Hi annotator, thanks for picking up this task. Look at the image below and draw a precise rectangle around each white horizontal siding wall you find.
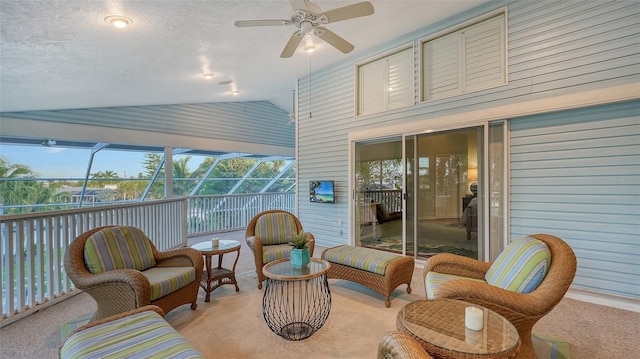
[296,0,639,302]
[510,101,639,300]
[297,0,638,241]
[1,101,294,151]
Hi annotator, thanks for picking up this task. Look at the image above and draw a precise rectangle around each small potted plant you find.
[289,231,310,268]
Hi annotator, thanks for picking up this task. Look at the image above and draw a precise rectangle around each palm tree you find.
[0,157,39,214]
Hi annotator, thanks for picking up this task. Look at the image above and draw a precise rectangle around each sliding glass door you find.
[353,137,404,248]
[404,128,482,259]
[352,123,506,261]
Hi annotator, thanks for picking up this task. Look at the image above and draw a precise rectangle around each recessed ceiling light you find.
[231,91,240,95]
[202,73,215,79]
[105,16,132,29]
[218,80,233,85]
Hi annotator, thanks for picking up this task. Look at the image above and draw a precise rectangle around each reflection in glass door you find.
[405,128,482,259]
[353,126,488,261]
[353,137,404,250]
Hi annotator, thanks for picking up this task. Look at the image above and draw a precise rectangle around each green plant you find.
[289,231,309,249]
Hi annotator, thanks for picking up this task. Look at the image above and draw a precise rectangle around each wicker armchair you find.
[377,331,433,359]
[423,233,576,359]
[64,225,203,323]
[245,210,315,289]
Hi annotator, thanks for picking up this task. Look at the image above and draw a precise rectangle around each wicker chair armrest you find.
[377,330,432,359]
[423,253,491,282]
[306,236,315,257]
[434,280,546,316]
[246,235,262,254]
[76,269,150,296]
[155,247,203,268]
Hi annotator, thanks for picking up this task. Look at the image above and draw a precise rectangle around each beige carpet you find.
[163,273,568,359]
[166,275,411,359]
[49,268,640,359]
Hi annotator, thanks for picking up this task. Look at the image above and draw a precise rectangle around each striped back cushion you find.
[485,236,551,293]
[255,212,298,245]
[84,226,156,274]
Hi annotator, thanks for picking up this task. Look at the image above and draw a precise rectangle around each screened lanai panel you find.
[509,100,640,300]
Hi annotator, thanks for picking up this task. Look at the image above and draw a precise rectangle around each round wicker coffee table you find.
[396,299,520,359]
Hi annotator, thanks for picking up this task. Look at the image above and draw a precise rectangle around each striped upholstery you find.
[255,212,298,245]
[83,226,156,274]
[323,245,400,275]
[425,271,485,299]
[485,236,551,293]
[60,310,204,359]
[262,244,292,263]
[142,267,197,301]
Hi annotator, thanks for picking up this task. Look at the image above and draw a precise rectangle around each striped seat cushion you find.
[262,244,293,263]
[60,310,204,359]
[84,226,156,274]
[425,271,485,299]
[142,267,197,301]
[255,212,298,245]
[485,236,551,293]
[323,245,401,275]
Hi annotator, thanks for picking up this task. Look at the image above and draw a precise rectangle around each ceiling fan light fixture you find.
[300,21,313,34]
[105,15,132,29]
[303,34,316,53]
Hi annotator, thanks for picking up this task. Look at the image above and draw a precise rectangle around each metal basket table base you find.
[262,275,331,340]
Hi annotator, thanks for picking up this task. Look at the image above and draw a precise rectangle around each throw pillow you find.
[485,236,551,293]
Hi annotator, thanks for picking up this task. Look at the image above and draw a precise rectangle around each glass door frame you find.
[349,120,507,261]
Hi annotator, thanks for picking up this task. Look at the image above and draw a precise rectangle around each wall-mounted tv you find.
[309,180,335,204]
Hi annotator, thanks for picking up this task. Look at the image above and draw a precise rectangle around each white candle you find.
[211,238,219,247]
[465,306,484,331]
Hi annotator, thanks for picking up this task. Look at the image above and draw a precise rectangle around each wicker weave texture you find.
[321,247,414,307]
[377,330,433,359]
[423,233,577,359]
[396,300,520,359]
[64,226,204,323]
[245,210,315,289]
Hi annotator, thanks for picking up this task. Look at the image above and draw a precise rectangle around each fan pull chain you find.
[309,54,312,118]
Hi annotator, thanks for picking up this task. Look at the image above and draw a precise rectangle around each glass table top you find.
[398,299,519,355]
[263,258,330,280]
[191,239,240,252]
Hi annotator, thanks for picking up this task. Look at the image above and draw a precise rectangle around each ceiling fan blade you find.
[320,1,374,24]
[289,0,309,12]
[315,27,355,54]
[234,19,292,27]
[281,30,304,58]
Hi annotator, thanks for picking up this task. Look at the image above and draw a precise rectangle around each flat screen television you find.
[309,180,335,204]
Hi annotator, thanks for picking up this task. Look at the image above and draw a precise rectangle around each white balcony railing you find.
[0,192,295,326]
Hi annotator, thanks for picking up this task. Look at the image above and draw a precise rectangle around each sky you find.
[0,144,161,178]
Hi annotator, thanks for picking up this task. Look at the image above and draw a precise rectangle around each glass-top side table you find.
[191,240,241,302]
[261,258,332,340]
[397,299,520,359]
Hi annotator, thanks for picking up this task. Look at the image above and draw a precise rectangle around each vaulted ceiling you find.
[0,0,488,113]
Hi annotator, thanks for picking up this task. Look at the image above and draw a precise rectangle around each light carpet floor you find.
[60,273,570,359]
[9,267,637,359]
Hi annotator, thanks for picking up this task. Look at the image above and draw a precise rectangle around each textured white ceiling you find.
[0,0,486,113]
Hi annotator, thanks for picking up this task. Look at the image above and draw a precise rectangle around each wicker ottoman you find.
[322,245,414,307]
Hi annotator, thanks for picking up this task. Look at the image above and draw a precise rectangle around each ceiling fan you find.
[234,0,375,58]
